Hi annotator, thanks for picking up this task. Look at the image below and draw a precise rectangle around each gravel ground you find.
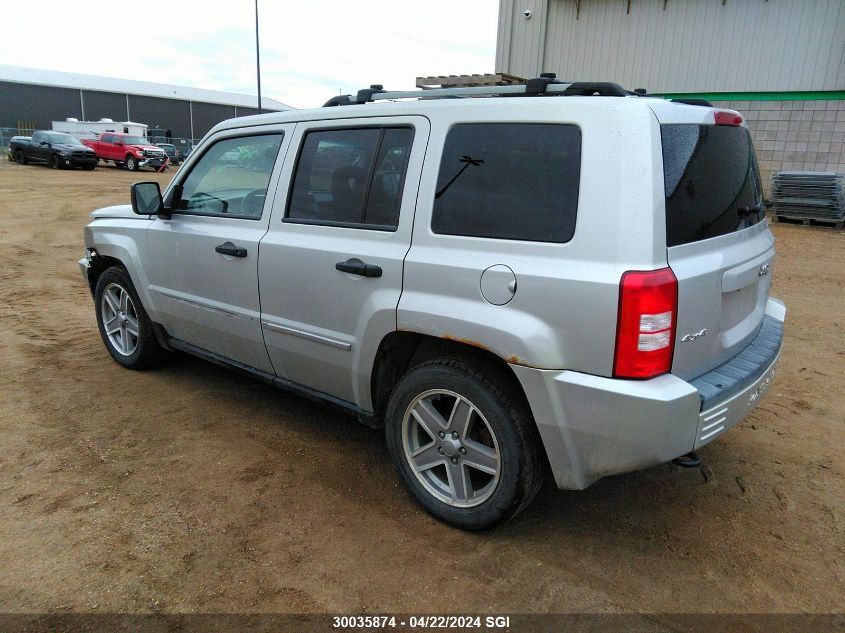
[0,158,842,619]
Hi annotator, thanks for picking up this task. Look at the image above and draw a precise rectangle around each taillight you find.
[714,110,743,126]
[613,268,678,379]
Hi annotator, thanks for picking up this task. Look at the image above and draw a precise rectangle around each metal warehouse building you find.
[496,0,845,194]
[0,65,291,143]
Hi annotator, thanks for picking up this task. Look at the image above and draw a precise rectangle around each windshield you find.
[122,136,149,146]
[46,133,83,146]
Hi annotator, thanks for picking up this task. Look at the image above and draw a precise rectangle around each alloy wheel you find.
[402,389,501,508]
[100,283,140,356]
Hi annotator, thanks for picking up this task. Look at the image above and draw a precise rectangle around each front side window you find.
[286,127,414,229]
[431,123,582,243]
[175,134,283,219]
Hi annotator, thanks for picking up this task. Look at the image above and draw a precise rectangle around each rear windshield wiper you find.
[435,155,484,199]
[737,203,763,218]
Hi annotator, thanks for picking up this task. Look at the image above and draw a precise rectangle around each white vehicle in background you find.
[52,118,148,141]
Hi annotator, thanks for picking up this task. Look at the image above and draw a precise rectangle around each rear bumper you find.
[512,297,785,490]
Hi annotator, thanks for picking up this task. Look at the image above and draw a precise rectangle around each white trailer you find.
[51,118,148,140]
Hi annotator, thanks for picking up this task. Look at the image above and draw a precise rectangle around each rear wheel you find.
[94,266,165,369]
[13,150,26,164]
[125,155,138,171]
[385,358,544,530]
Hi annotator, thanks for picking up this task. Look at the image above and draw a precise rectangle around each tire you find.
[125,155,138,171]
[13,150,26,165]
[385,358,545,530]
[50,154,62,169]
[94,266,165,370]
[83,164,96,171]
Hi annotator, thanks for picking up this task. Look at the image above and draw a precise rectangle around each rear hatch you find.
[655,106,773,380]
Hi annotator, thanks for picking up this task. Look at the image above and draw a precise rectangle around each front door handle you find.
[215,241,247,258]
[335,258,382,278]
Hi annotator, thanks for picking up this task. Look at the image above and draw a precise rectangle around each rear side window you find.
[662,124,764,247]
[431,123,581,243]
[286,127,414,230]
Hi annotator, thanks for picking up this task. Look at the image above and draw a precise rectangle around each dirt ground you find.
[0,158,842,617]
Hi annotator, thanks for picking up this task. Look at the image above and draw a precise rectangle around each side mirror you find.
[131,182,163,215]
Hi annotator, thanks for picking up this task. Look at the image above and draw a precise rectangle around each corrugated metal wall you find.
[191,102,237,138]
[81,90,128,123]
[127,95,192,138]
[2,83,275,138]
[0,82,81,130]
[497,0,845,92]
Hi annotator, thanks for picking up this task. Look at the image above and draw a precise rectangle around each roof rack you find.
[323,75,641,107]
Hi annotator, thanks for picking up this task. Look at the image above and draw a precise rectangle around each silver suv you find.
[80,80,785,529]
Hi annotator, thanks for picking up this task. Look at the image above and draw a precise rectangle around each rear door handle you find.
[215,241,247,258]
[335,258,382,278]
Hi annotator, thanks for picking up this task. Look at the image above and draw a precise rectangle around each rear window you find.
[431,123,581,243]
[661,124,764,247]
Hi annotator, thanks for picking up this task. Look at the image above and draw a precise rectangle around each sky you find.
[0,0,499,109]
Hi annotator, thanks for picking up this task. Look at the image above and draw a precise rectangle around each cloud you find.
[1,0,498,109]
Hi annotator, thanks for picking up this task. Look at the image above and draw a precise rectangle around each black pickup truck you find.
[11,131,97,170]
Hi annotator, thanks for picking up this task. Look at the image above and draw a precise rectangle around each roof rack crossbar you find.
[325,78,641,107]
[372,83,574,101]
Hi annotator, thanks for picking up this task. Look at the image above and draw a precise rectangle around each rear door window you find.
[431,123,581,243]
[661,124,764,247]
[286,127,414,230]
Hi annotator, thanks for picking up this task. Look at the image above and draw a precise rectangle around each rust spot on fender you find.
[398,330,541,369]
[443,335,540,368]
[442,334,492,352]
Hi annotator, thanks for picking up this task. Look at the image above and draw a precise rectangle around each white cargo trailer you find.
[51,118,148,140]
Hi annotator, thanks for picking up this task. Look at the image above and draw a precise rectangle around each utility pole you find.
[255,0,262,114]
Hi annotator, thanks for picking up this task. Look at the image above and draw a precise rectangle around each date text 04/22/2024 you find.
[332,615,512,629]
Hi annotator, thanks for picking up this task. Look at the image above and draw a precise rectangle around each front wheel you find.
[50,154,62,169]
[94,266,165,369]
[385,358,545,530]
[125,155,138,171]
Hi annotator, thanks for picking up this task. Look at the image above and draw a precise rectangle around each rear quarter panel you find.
[399,99,669,375]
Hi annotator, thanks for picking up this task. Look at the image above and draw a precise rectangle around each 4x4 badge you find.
[681,328,708,342]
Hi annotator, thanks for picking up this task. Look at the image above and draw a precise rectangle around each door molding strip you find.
[261,321,352,351]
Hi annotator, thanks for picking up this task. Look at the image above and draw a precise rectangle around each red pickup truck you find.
[82,133,168,171]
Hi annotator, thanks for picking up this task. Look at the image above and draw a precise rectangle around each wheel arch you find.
[370,331,536,425]
[83,223,159,319]
[86,254,125,295]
